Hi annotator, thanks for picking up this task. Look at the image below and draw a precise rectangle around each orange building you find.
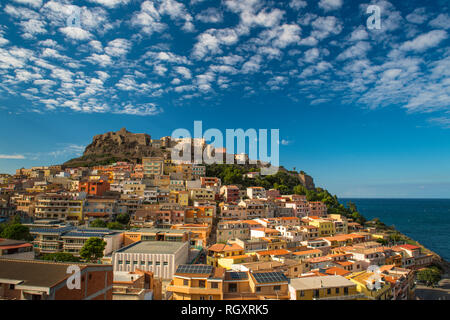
[79,180,110,196]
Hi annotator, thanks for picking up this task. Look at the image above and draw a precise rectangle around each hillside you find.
[63,128,167,167]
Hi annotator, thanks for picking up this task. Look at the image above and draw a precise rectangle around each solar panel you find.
[176,264,213,274]
[252,272,287,284]
[229,272,248,280]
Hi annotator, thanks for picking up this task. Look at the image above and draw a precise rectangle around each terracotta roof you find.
[397,244,420,250]
[256,249,291,256]
[208,243,243,252]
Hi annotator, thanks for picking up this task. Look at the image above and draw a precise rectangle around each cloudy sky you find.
[0,0,449,198]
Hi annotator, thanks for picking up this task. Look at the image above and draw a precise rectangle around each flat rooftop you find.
[117,241,186,254]
[0,259,107,288]
[290,275,355,290]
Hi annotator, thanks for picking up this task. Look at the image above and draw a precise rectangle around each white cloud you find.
[174,66,192,79]
[318,0,343,12]
[115,103,162,116]
[192,28,239,59]
[400,30,448,52]
[311,16,343,40]
[196,8,223,23]
[429,14,450,30]
[87,0,130,8]
[406,8,428,24]
[59,27,93,40]
[86,54,112,66]
[289,0,307,10]
[11,0,42,8]
[337,41,371,60]
[0,154,26,159]
[105,39,132,57]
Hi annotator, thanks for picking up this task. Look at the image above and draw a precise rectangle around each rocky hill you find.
[63,128,167,167]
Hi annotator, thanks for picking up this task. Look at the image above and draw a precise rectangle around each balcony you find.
[166,285,222,296]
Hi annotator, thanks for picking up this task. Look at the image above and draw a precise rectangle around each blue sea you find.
[339,198,450,261]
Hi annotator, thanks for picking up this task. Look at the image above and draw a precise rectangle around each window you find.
[118,260,123,264]
[256,287,261,292]
[155,261,160,266]
[274,285,281,291]
[229,283,237,293]
[141,261,146,265]
[163,262,168,266]
[211,282,218,289]
[313,289,319,298]
[336,288,340,294]
[299,291,304,297]
[344,287,349,295]
[9,284,15,290]
[199,280,206,288]
[327,288,331,295]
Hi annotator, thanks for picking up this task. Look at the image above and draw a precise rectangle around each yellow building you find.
[217,254,253,270]
[189,188,215,201]
[167,264,224,300]
[289,275,363,300]
[346,271,392,300]
[207,243,245,267]
[67,199,84,221]
[169,191,189,206]
[308,218,335,237]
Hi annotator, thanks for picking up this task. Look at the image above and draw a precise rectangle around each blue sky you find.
[0,0,449,198]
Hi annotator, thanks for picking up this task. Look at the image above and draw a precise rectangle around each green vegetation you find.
[0,215,33,241]
[116,213,130,225]
[417,266,442,286]
[206,164,368,224]
[90,219,107,228]
[63,154,127,168]
[107,221,125,230]
[79,237,106,262]
[41,252,80,262]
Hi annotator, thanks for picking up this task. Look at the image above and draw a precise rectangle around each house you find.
[0,259,113,300]
[167,264,225,300]
[78,180,110,197]
[112,241,189,280]
[142,157,164,178]
[246,187,266,199]
[220,185,240,203]
[217,221,250,243]
[207,243,245,267]
[0,238,34,260]
[289,275,362,300]
[346,270,392,300]
[113,269,162,300]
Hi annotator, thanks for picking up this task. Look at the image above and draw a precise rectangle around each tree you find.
[293,185,307,195]
[389,232,402,244]
[42,252,80,262]
[79,237,106,262]
[417,267,441,287]
[90,219,107,228]
[116,213,130,225]
[1,223,33,241]
[107,221,124,230]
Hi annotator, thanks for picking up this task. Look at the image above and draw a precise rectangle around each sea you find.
[339,198,450,261]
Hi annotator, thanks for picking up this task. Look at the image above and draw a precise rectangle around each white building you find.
[112,241,189,280]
